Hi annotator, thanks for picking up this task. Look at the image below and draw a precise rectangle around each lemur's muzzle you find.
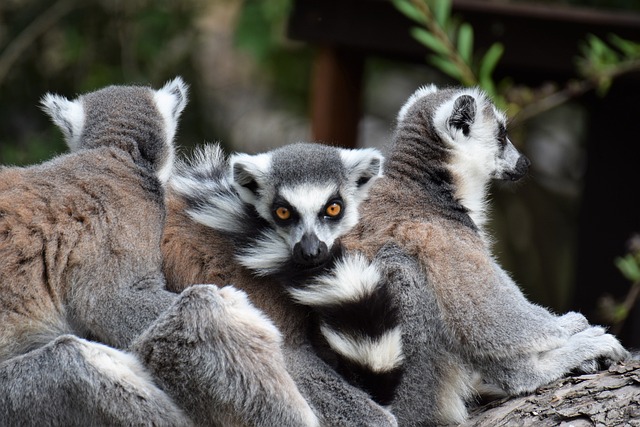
[502,155,531,181]
[293,233,329,267]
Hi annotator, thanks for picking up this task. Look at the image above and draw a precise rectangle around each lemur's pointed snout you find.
[502,155,530,182]
[293,233,329,266]
[513,155,531,180]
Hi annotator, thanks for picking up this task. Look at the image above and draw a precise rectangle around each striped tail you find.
[288,252,404,406]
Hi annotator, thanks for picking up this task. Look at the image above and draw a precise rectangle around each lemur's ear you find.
[447,94,476,137]
[340,147,384,194]
[153,76,189,149]
[154,76,189,122]
[40,93,85,151]
[229,152,272,202]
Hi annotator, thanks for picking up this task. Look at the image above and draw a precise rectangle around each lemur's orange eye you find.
[275,207,291,220]
[325,202,342,217]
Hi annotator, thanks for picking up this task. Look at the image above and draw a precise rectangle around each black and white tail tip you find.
[289,253,404,405]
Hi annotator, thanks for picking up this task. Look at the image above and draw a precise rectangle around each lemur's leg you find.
[0,334,190,426]
[478,326,629,395]
[131,284,320,427]
[67,270,178,349]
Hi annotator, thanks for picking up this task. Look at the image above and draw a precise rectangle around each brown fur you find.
[163,193,310,345]
[343,176,526,350]
[0,147,171,362]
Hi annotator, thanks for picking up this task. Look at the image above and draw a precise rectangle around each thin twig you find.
[612,280,640,336]
[511,59,640,127]
[510,81,591,127]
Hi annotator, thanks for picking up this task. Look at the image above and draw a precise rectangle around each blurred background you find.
[1,0,639,347]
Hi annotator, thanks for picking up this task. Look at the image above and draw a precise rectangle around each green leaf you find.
[615,255,640,282]
[428,54,463,81]
[596,76,613,96]
[432,0,451,28]
[411,27,449,55]
[478,42,504,83]
[588,34,607,54]
[614,304,629,322]
[609,34,640,58]
[479,74,497,98]
[392,0,427,24]
[457,23,473,64]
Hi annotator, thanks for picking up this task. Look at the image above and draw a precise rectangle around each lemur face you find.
[398,85,530,187]
[269,182,347,267]
[442,90,530,184]
[231,143,383,272]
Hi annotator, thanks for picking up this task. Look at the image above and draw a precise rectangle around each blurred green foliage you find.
[599,234,640,334]
[0,0,210,166]
[233,0,313,113]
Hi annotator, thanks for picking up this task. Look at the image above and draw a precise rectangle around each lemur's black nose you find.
[503,155,531,181]
[293,233,329,266]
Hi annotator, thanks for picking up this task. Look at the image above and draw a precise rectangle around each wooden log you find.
[461,360,640,426]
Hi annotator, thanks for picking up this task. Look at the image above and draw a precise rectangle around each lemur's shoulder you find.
[163,192,239,290]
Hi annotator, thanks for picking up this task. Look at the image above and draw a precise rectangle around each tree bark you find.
[461,360,640,427]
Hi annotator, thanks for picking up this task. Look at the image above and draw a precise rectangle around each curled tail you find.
[169,143,253,234]
[288,252,404,406]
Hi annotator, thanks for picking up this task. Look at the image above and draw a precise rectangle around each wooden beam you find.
[287,0,640,78]
[310,46,364,148]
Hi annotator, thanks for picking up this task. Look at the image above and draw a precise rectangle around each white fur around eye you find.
[275,183,341,251]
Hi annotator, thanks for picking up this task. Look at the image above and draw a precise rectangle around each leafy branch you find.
[598,234,640,336]
[392,0,504,104]
[392,0,640,126]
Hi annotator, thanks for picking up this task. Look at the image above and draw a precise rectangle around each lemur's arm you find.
[132,284,320,427]
[395,222,583,358]
[421,238,630,394]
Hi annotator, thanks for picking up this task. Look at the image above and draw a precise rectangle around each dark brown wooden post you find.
[310,46,363,148]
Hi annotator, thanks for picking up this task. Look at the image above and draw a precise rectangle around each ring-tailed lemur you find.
[292,85,630,425]
[163,142,400,426]
[1,78,318,426]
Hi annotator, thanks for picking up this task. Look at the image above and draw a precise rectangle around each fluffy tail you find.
[288,252,404,406]
[169,143,253,235]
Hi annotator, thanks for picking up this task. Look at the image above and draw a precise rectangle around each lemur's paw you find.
[217,284,260,313]
[570,328,630,367]
[571,358,600,374]
[183,284,283,345]
[576,325,606,338]
[557,311,590,335]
